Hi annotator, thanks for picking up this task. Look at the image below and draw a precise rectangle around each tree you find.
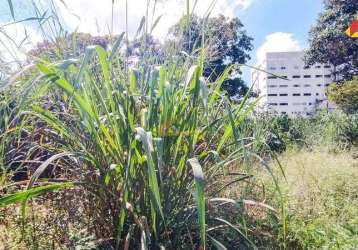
[305,0,358,81]
[167,14,253,96]
[29,32,112,61]
[29,32,163,70]
[328,77,358,114]
[127,35,164,65]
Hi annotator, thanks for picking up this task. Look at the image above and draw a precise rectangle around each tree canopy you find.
[305,0,358,81]
[167,14,253,97]
[29,33,111,60]
[328,77,358,114]
[28,15,254,98]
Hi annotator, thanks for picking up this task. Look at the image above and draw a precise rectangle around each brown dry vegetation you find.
[260,147,358,249]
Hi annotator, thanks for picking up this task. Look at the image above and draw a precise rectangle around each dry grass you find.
[262,147,358,249]
[277,148,358,214]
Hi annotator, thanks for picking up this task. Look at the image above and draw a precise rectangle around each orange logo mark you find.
[346,19,358,38]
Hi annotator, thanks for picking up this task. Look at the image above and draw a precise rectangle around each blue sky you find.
[240,0,323,52]
[237,0,324,82]
[0,0,325,83]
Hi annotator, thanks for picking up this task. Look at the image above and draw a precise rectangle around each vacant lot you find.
[261,147,358,249]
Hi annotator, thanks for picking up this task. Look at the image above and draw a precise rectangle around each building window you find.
[325,84,330,87]
[268,85,277,88]
[316,93,319,96]
[281,112,287,114]
[280,93,288,96]
[269,103,278,106]
[268,94,277,96]
[293,102,307,106]
[292,75,301,78]
[303,66,310,69]
[281,66,286,70]
[280,103,288,106]
[303,93,311,96]
[280,85,288,87]
[293,84,300,87]
[293,93,301,96]
[315,75,323,78]
[303,75,311,78]
[315,65,321,69]
[324,74,331,78]
[317,84,322,87]
[268,76,277,79]
[324,65,331,68]
[269,67,276,70]
[309,103,312,105]
[304,84,311,87]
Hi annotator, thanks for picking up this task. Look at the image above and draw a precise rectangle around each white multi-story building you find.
[252,51,334,116]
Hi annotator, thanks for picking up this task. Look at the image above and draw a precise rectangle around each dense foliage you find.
[328,76,358,114]
[29,33,112,60]
[168,14,253,96]
[305,0,358,80]
[243,111,358,155]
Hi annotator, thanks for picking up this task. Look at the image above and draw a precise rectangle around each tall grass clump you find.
[0,21,281,250]
[0,1,290,249]
[1,45,262,249]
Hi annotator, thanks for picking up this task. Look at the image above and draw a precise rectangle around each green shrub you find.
[247,111,358,154]
[328,77,358,114]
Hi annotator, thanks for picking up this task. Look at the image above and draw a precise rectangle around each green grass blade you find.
[184,65,199,91]
[208,66,232,107]
[27,152,73,189]
[208,235,227,250]
[109,32,125,60]
[187,157,206,249]
[0,183,73,208]
[213,217,257,249]
[200,77,208,114]
[218,97,260,152]
[136,16,146,38]
[150,15,162,33]
[130,69,137,95]
[135,128,165,228]
[75,46,95,88]
[7,0,15,20]
[37,63,95,119]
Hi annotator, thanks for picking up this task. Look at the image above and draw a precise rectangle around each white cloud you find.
[0,0,255,69]
[0,23,42,67]
[55,0,255,40]
[256,32,301,65]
